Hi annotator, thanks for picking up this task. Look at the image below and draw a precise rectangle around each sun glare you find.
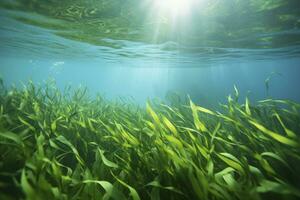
[148,0,204,43]
[153,0,196,18]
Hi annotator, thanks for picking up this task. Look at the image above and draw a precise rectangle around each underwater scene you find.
[1,0,300,199]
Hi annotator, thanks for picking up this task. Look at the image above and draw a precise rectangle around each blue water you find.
[1,2,300,107]
[2,55,300,107]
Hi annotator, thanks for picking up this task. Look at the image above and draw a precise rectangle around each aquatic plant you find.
[0,80,300,200]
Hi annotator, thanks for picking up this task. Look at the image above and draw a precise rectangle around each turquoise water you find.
[1,0,300,104]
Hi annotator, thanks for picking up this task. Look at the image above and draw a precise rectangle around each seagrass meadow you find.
[0,79,300,200]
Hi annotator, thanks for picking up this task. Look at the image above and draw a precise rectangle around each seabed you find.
[0,80,299,200]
